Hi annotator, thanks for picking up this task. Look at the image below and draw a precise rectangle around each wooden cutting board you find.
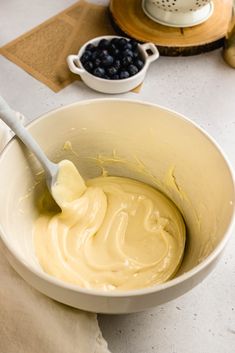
[109,0,233,56]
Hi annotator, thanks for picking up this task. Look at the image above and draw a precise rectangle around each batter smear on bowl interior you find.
[34,160,185,291]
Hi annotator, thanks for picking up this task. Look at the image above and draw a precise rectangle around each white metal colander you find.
[142,0,214,27]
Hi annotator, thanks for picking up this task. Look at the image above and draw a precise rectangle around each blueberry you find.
[133,50,140,59]
[123,43,133,51]
[135,59,144,70]
[93,67,105,78]
[113,59,121,71]
[83,61,93,72]
[117,38,128,48]
[110,38,120,46]
[94,58,102,67]
[112,74,120,80]
[101,55,114,67]
[84,50,92,57]
[91,50,100,61]
[99,49,109,59]
[129,40,138,50]
[112,48,120,57]
[119,71,130,79]
[108,43,116,51]
[122,48,134,58]
[106,66,118,77]
[85,43,96,52]
[121,55,133,67]
[109,44,120,57]
[98,39,110,49]
[128,64,139,76]
[81,51,92,63]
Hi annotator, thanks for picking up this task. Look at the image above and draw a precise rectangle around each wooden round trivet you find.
[109,0,232,56]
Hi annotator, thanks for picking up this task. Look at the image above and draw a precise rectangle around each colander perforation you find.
[149,0,210,12]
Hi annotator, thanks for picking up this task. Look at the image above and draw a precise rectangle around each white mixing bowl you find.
[0,99,234,314]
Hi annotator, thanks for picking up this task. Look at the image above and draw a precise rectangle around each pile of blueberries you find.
[80,37,145,80]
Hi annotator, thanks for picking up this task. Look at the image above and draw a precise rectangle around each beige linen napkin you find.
[0,120,111,353]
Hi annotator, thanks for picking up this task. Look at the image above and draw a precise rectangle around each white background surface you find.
[0,1,235,352]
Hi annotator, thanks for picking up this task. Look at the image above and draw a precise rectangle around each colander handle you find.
[67,55,85,76]
[140,42,159,64]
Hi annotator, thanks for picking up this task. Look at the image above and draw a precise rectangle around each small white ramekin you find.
[67,35,159,94]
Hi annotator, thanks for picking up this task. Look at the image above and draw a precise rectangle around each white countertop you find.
[1,1,235,352]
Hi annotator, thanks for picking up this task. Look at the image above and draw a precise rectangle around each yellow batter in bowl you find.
[34,161,185,291]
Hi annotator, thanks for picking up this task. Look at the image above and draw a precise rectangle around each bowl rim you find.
[76,35,148,83]
[0,98,235,298]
